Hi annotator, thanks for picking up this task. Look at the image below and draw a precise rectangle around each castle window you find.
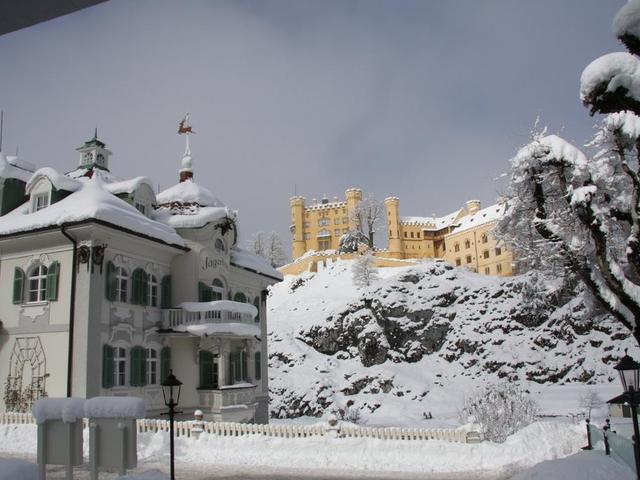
[148,274,158,307]
[497,264,503,273]
[334,218,340,225]
[304,233,310,240]
[389,230,392,237]
[454,243,460,253]
[483,250,489,259]
[464,240,471,249]
[146,348,158,385]
[27,264,48,303]
[318,239,331,250]
[342,217,348,224]
[318,218,329,227]
[212,278,225,301]
[417,232,421,239]
[410,232,414,238]
[116,267,129,303]
[334,229,340,236]
[455,258,461,266]
[495,247,502,256]
[404,232,408,238]
[481,234,488,244]
[466,255,472,264]
[484,267,490,274]
[33,193,49,212]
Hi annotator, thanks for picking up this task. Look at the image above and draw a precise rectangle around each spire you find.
[178,113,194,182]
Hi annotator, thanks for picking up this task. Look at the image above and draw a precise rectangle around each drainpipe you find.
[61,225,77,397]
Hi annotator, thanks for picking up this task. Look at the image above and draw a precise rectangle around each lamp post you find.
[614,349,640,480]
[161,370,182,480]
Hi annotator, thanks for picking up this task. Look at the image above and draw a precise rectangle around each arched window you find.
[215,238,226,253]
[148,274,158,307]
[233,292,247,303]
[116,267,129,303]
[454,243,460,253]
[464,239,471,249]
[27,264,48,303]
[212,278,225,301]
[481,234,488,244]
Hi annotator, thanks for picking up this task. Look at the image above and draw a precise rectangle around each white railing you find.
[198,385,257,410]
[163,309,254,329]
[0,412,477,443]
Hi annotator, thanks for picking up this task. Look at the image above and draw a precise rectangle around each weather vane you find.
[177,113,195,135]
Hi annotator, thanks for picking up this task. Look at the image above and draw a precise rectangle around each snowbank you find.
[510,450,634,480]
[32,397,85,424]
[176,323,261,337]
[84,396,146,419]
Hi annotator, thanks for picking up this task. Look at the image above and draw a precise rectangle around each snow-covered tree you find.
[578,389,605,420]
[338,232,360,253]
[459,384,538,443]
[350,195,383,249]
[352,252,379,288]
[248,231,288,268]
[497,0,640,347]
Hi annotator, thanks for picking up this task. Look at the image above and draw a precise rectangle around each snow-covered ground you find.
[268,260,635,426]
[0,420,615,479]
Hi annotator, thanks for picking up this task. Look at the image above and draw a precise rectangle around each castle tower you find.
[385,196,403,259]
[290,196,306,259]
[465,199,481,215]
[345,188,363,231]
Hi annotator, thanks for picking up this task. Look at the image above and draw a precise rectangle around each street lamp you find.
[161,370,182,480]
[615,349,640,479]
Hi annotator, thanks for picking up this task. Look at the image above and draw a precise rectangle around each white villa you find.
[0,131,282,423]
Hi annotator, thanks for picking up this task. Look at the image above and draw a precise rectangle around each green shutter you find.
[254,352,261,381]
[46,262,60,301]
[106,261,117,301]
[199,350,213,388]
[130,346,146,386]
[12,268,24,304]
[161,276,171,308]
[198,282,213,302]
[161,347,171,382]
[241,351,247,381]
[102,345,114,388]
[132,269,146,305]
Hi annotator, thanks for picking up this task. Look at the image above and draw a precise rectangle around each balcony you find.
[161,300,259,337]
[197,383,258,422]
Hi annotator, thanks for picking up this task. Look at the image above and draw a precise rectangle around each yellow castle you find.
[285,188,514,277]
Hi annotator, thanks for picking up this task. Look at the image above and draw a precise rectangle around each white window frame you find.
[114,347,127,387]
[116,267,129,303]
[148,274,158,307]
[146,348,158,385]
[32,193,50,213]
[27,264,48,303]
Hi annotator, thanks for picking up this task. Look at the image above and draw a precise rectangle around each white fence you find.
[0,412,475,443]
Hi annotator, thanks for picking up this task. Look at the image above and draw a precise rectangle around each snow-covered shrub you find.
[578,389,605,419]
[352,253,379,288]
[337,405,362,424]
[338,232,361,254]
[459,384,539,443]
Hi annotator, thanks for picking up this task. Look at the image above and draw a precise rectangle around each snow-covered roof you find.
[178,300,258,317]
[0,152,34,183]
[175,322,261,337]
[157,179,225,207]
[26,167,82,194]
[105,176,154,195]
[66,166,119,182]
[400,209,462,230]
[153,205,231,229]
[449,204,505,235]
[0,175,185,247]
[231,247,284,280]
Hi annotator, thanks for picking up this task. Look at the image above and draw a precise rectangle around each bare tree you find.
[498,2,640,347]
[578,389,605,419]
[248,231,288,268]
[350,195,383,249]
[352,252,379,288]
[459,384,539,443]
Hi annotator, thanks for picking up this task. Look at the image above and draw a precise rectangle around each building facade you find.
[286,188,513,277]
[0,133,282,422]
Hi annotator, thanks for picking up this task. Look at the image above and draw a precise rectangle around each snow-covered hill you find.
[267,260,637,425]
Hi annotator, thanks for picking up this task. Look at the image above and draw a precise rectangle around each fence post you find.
[582,418,593,450]
[603,419,611,456]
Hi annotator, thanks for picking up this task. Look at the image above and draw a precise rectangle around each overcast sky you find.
[0,0,623,256]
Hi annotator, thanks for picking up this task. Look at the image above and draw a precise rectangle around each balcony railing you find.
[197,384,257,410]
[162,300,258,330]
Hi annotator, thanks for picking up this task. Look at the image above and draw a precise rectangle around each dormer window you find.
[32,193,49,212]
[134,202,147,216]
